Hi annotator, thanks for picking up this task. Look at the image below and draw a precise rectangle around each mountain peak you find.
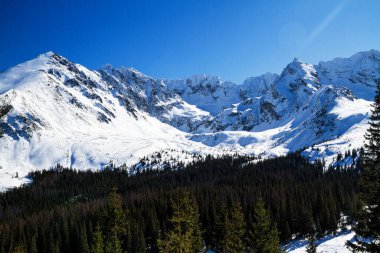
[350,49,380,62]
[100,65,148,79]
[292,57,303,63]
[280,57,313,78]
[0,49,378,190]
[187,74,222,85]
[124,67,145,75]
[39,51,56,57]
[37,51,65,63]
[319,49,380,66]
[100,64,114,72]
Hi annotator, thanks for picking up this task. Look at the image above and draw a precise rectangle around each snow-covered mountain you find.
[1,50,379,190]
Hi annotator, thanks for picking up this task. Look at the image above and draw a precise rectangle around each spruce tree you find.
[305,231,317,253]
[158,192,203,253]
[91,224,104,253]
[104,187,127,253]
[11,244,27,253]
[80,226,90,253]
[348,83,380,252]
[48,232,60,253]
[248,199,281,253]
[105,234,123,253]
[224,204,245,253]
[213,205,228,252]
[60,219,70,253]
[131,226,146,253]
[30,236,38,253]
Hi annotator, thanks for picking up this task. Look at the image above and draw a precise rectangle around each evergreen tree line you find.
[0,153,360,252]
[158,191,281,253]
[348,83,380,252]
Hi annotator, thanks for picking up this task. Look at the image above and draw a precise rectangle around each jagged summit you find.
[0,49,379,190]
[39,51,56,57]
[101,65,148,79]
[320,49,380,64]
[292,57,303,63]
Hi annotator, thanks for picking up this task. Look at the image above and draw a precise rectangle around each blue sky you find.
[1,0,380,83]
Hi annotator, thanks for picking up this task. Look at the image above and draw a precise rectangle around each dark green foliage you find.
[157,192,203,253]
[80,226,90,253]
[30,236,38,253]
[247,199,281,253]
[305,230,317,253]
[11,244,27,253]
[348,84,380,252]
[224,204,245,253]
[213,204,246,253]
[212,205,228,252]
[0,153,359,252]
[104,187,127,253]
[91,224,104,253]
[131,225,146,253]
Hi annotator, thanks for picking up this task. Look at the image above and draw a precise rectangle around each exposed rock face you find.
[0,50,379,189]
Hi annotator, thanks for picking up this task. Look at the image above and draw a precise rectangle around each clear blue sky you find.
[1,0,380,83]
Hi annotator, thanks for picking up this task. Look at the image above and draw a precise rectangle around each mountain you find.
[1,50,379,190]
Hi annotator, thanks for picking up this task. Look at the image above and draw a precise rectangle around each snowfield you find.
[205,230,355,253]
[285,229,355,253]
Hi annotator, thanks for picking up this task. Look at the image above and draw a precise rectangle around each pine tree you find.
[158,192,203,253]
[305,231,317,253]
[104,187,127,253]
[105,187,127,239]
[300,208,314,235]
[80,226,90,253]
[30,235,38,253]
[224,204,245,253]
[50,241,60,253]
[348,83,380,252]
[60,219,70,253]
[91,224,104,253]
[11,244,27,253]
[0,239,4,253]
[48,232,60,253]
[247,199,281,253]
[105,235,123,253]
[213,205,228,252]
[146,209,159,251]
[131,226,146,253]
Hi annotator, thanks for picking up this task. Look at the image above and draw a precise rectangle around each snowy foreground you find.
[285,229,355,253]
[205,229,355,253]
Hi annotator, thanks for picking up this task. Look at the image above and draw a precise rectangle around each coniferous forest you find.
[0,153,361,253]
[348,84,380,252]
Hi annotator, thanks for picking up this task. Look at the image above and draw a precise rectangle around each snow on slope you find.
[191,87,371,160]
[182,51,378,160]
[0,52,215,191]
[302,97,371,166]
[318,49,380,100]
[166,74,240,116]
[205,229,355,253]
[1,50,379,190]
[285,229,355,253]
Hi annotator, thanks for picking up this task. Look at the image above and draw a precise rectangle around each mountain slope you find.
[1,50,379,190]
[0,52,214,190]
